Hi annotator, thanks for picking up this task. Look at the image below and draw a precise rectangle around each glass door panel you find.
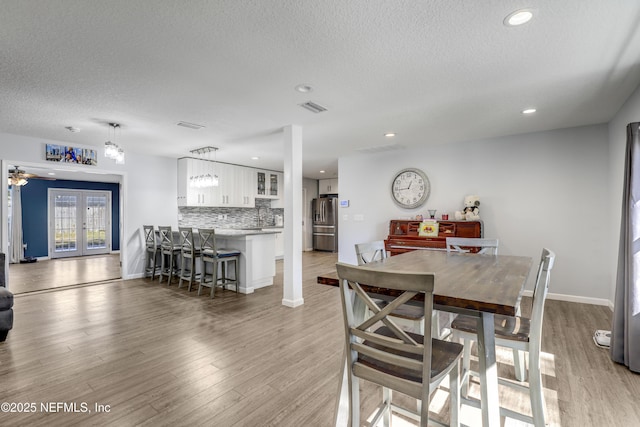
[84,194,108,254]
[49,190,111,258]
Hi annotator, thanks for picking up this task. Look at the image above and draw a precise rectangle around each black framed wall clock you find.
[391,167,430,209]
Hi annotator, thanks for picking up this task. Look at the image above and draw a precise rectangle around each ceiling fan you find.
[8,166,54,187]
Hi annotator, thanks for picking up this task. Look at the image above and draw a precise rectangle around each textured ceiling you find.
[1,0,640,179]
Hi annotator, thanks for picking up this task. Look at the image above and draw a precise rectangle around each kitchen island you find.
[214,228,280,294]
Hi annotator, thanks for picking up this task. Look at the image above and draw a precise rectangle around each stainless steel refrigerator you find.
[312,197,338,252]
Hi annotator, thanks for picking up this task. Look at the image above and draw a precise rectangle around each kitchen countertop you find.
[214,227,283,237]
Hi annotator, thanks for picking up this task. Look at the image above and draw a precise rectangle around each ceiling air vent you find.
[298,101,328,114]
[177,121,205,130]
[356,144,406,154]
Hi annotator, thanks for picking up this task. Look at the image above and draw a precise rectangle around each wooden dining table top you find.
[318,249,533,317]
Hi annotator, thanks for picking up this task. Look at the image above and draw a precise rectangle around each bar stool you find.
[143,225,161,280]
[178,227,201,291]
[197,228,240,298]
[158,226,181,284]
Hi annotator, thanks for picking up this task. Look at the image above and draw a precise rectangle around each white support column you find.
[282,125,304,307]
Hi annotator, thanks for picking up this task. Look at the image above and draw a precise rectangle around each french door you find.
[49,189,112,259]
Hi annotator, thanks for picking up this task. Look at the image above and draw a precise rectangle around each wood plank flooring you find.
[0,251,637,426]
[8,254,121,294]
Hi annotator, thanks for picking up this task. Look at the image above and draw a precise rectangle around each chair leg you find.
[198,259,206,296]
[187,257,198,292]
[383,387,391,427]
[210,261,218,298]
[158,252,165,283]
[529,357,546,427]
[449,361,460,427]
[461,338,472,398]
[149,251,156,281]
[234,257,239,293]
[178,254,187,288]
[349,375,359,427]
[514,349,527,381]
[221,260,227,289]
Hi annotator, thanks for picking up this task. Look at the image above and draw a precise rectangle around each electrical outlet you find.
[218,214,223,220]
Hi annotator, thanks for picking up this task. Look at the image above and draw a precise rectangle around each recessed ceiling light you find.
[319,170,326,174]
[522,108,537,114]
[504,9,533,26]
[295,84,313,93]
[384,132,396,137]
[251,156,259,160]
[47,172,56,176]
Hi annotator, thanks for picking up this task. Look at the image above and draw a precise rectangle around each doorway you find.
[48,189,112,259]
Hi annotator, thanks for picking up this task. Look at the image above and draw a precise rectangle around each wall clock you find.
[391,167,430,209]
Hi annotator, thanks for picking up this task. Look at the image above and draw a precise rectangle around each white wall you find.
[0,132,178,279]
[339,124,611,303]
[607,84,640,302]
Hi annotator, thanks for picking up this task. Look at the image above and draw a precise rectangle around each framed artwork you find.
[45,144,97,166]
[418,220,439,237]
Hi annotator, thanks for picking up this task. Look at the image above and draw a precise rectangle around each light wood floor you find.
[8,254,121,294]
[0,251,637,426]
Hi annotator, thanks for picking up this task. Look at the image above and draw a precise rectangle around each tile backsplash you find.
[178,198,283,229]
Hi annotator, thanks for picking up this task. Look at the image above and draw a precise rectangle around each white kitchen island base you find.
[215,230,277,294]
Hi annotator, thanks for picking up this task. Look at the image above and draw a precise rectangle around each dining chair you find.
[355,241,431,336]
[143,225,161,281]
[450,248,555,427]
[178,227,201,291]
[444,237,500,339]
[446,237,499,255]
[198,228,241,298]
[336,262,462,427]
[158,226,181,284]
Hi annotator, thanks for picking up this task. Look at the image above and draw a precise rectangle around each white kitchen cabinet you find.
[177,158,215,206]
[319,178,339,194]
[236,166,256,207]
[270,172,284,208]
[214,163,255,207]
[179,159,282,208]
[274,230,284,259]
[255,170,282,200]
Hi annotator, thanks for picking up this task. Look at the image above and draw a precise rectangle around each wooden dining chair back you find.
[143,225,161,280]
[178,227,201,291]
[446,237,499,255]
[450,248,555,427]
[198,228,241,298]
[336,262,462,427]
[158,226,181,284]
[354,241,388,265]
[354,241,428,335]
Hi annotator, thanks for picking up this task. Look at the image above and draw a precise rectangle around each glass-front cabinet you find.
[255,170,281,200]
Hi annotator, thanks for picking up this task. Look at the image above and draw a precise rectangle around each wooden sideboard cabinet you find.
[384,219,483,255]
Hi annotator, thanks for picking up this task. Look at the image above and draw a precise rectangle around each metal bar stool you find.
[158,226,181,284]
[197,228,240,298]
[143,225,161,280]
[178,227,202,291]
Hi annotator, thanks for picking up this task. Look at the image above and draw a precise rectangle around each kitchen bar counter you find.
[169,227,280,292]
[184,227,281,293]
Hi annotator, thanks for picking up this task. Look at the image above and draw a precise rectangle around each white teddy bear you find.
[455,195,480,220]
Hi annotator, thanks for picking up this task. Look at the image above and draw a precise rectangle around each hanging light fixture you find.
[105,123,125,164]
[189,146,219,188]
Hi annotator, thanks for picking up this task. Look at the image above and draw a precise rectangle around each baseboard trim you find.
[523,290,612,307]
[282,298,305,308]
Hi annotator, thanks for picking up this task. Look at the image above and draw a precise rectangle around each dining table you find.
[318,249,533,427]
